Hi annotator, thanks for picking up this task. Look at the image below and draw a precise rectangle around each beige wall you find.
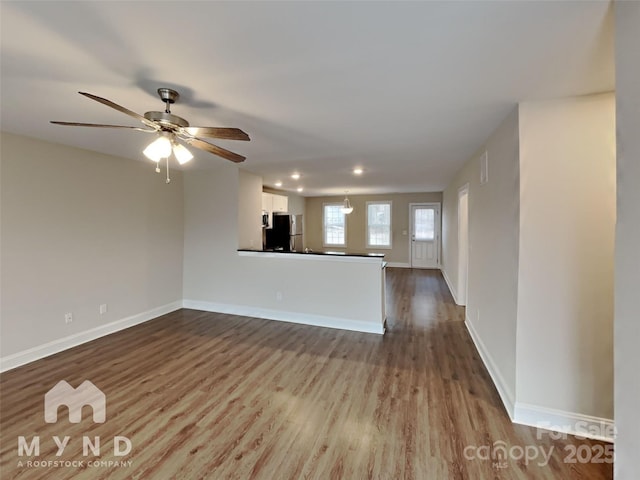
[442,107,521,415]
[305,192,442,264]
[183,165,385,332]
[238,169,263,249]
[0,132,184,362]
[615,2,640,477]
[516,94,615,421]
[443,94,616,432]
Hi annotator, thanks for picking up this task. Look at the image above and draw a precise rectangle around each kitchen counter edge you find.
[237,249,386,264]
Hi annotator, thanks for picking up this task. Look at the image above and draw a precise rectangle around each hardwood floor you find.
[0,268,612,479]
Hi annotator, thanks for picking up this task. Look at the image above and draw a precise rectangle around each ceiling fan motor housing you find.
[157,88,179,104]
[144,111,189,129]
[144,88,189,129]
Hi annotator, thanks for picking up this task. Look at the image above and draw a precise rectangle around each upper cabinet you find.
[272,194,288,213]
[262,192,273,212]
[262,192,288,213]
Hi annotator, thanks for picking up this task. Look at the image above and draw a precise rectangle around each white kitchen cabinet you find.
[262,192,273,212]
[262,192,287,230]
[272,194,288,213]
[262,192,288,213]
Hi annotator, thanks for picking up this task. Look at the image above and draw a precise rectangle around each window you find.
[323,203,346,246]
[414,207,435,240]
[366,201,392,248]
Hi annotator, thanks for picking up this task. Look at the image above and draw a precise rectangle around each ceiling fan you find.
[51,88,250,170]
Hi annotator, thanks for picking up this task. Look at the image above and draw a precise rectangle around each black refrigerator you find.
[266,213,303,252]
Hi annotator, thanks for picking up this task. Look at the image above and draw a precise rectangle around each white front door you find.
[410,203,440,268]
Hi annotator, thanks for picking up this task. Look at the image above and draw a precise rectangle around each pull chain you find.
[165,156,171,184]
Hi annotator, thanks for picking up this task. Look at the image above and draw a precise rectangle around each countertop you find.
[237,249,385,259]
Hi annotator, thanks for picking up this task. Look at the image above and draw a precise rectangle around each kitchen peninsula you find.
[238,248,385,259]
[233,249,387,334]
[228,172,386,334]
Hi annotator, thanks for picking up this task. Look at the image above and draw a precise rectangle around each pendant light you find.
[341,191,354,215]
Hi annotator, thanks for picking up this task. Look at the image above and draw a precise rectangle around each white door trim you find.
[457,184,469,305]
[408,202,441,268]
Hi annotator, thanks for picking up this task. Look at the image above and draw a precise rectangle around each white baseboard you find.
[183,300,385,335]
[514,403,615,443]
[464,317,515,419]
[386,262,411,268]
[441,268,460,305]
[0,301,183,372]
[464,318,614,442]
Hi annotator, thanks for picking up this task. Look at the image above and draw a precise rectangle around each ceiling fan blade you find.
[183,127,250,141]
[184,137,246,163]
[50,121,156,132]
[78,92,156,128]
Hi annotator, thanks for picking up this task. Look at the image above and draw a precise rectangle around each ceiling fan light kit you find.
[172,142,194,165]
[51,87,250,183]
[143,134,172,162]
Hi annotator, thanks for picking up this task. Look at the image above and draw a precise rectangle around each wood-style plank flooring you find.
[0,268,612,479]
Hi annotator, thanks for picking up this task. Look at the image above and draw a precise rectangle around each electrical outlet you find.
[64,313,73,324]
[99,304,107,315]
[276,291,283,301]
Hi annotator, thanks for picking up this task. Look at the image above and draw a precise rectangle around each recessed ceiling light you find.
[275,181,282,187]
[297,187,303,192]
[291,173,301,180]
[353,167,363,175]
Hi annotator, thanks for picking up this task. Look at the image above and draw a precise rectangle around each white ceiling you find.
[0,1,613,196]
